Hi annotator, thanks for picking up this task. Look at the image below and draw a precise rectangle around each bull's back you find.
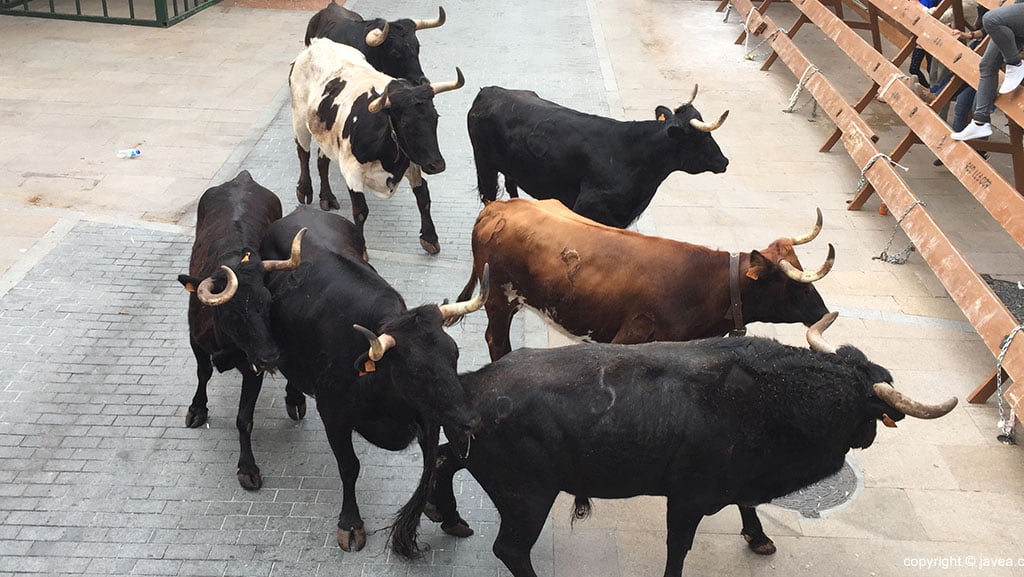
[191,171,282,277]
[265,206,365,264]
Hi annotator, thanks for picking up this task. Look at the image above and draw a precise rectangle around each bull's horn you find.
[683,84,698,106]
[365,21,389,47]
[440,263,489,321]
[196,265,238,306]
[778,243,835,283]
[430,67,465,96]
[263,228,307,272]
[873,383,958,419]
[792,208,823,245]
[368,92,390,113]
[413,6,446,30]
[806,311,839,354]
[689,110,729,132]
[353,324,397,362]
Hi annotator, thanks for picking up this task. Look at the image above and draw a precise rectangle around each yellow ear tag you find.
[745,269,760,280]
[241,252,251,263]
[184,283,196,293]
[359,359,376,376]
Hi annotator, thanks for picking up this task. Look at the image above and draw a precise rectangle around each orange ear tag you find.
[881,413,897,428]
[359,359,376,376]
[657,114,666,121]
[241,252,251,263]
[745,269,760,280]
[184,283,196,293]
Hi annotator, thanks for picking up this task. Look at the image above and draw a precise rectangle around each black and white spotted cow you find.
[289,38,464,254]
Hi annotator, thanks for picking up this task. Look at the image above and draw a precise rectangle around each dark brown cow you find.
[451,198,835,361]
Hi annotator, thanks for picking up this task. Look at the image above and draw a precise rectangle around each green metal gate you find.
[0,0,222,27]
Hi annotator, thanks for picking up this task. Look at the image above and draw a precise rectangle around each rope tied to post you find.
[995,325,1022,444]
[856,152,909,191]
[873,200,925,265]
[877,72,912,104]
[783,65,820,113]
[745,27,786,61]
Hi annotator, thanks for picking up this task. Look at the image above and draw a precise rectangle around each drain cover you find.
[771,456,862,518]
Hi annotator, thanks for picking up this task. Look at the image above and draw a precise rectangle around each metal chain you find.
[745,28,786,61]
[873,200,925,265]
[783,65,820,113]
[995,326,1022,444]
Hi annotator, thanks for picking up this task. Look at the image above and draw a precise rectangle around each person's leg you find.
[973,42,1003,124]
[983,4,1024,93]
[952,86,978,132]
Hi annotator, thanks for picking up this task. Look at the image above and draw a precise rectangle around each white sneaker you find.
[1000,61,1024,94]
[951,121,993,141]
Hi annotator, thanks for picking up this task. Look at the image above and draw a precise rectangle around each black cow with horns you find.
[418,313,958,577]
[467,84,729,228]
[304,1,446,85]
[176,171,305,490]
[260,207,487,553]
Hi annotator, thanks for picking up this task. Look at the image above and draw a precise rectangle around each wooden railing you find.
[717,0,1024,416]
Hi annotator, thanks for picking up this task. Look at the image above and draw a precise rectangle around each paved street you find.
[1,0,1024,576]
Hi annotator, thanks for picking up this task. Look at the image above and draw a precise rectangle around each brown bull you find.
[451,198,835,361]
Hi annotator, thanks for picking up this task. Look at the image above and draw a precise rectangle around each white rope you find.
[995,325,1023,443]
[783,65,820,113]
[856,153,909,191]
[723,2,733,22]
[877,73,911,103]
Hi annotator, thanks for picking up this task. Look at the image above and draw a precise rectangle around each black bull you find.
[412,314,957,577]
[260,207,487,554]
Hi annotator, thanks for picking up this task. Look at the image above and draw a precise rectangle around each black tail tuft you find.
[570,496,593,528]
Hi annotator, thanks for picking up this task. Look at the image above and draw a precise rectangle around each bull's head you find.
[805,312,957,447]
[740,208,834,327]
[367,67,464,175]
[178,229,306,373]
[655,84,730,175]
[362,8,446,85]
[352,264,487,435]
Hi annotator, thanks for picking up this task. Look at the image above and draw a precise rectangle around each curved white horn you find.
[806,311,839,354]
[430,67,465,96]
[791,208,823,245]
[413,6,446,30]
[263,228,307,271]
[689,110,730,132]
[365,21,389,47]
[440,263,489,321]
[778,243,835,283]
[873,383,958,419]
[353,324,397,362]
[196,265,238,307]
[683,84,698,106]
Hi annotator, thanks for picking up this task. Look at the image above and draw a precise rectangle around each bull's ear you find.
[178,274,199,293]
[655,106,673,122]
[745,251,771,281]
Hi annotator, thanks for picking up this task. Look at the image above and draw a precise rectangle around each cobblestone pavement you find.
[0,0,612,575]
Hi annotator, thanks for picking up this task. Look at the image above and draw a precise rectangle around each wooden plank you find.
[792,0,1024,253]
[727,0,1024,415]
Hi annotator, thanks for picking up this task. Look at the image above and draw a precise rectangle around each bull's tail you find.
[570,496,593,528]
[388,424,440,559]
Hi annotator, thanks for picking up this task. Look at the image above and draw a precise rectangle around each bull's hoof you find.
[286,400,306,421]
[237,469,263,491]
[185,407,208,428]
[337,526,367,552]
[296,187,313,205]
[319,197,341,211]
[423,501,443,523]
[440,518,474,538]
[420,238,441,255]
[743,531,777,555]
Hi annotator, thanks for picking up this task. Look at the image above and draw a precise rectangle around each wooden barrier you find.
[719,0,1024,416]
